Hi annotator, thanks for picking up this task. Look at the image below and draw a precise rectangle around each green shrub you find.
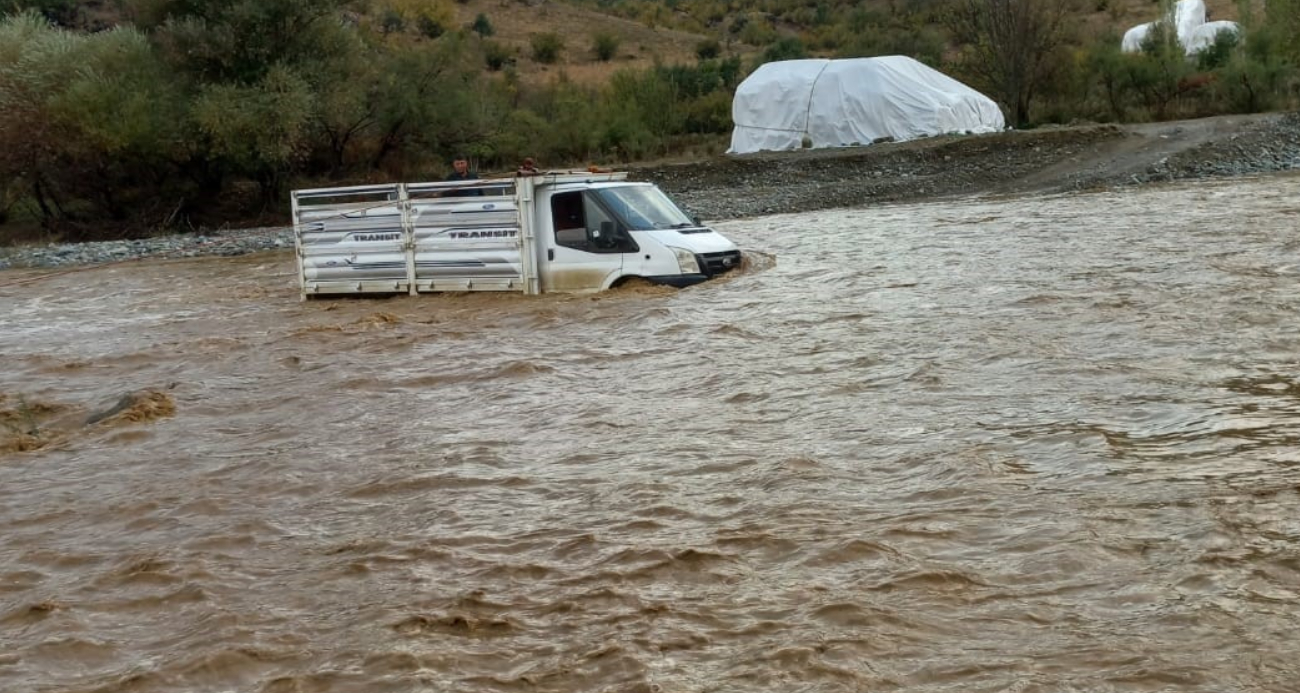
[760,36,806,64]
[592,32,620,62]
[484,40,513,71]
[1195,28,1241,71]
[379,9,404,34]
[736,13,776,45]
[530,32,564,64]
[417,16,443,38]
[681,90,733,134]
[695,39,721,60]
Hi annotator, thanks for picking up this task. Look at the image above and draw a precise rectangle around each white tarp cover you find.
[1121,0,1214,54]
[1122,22,1154,53]
[727,56,1005,155]
[1186,20,1242,55]
[1174,0,1207,45]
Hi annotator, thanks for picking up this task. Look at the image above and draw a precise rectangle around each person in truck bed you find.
[443,155,483,196]
[517,157,540,176]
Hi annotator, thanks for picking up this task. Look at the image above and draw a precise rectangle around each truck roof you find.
[292,171,635,200]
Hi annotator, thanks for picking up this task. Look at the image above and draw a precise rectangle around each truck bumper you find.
[644,273,711,288]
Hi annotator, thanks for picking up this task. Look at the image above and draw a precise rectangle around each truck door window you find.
[584,192,638,253]
[550,191,636,253]
[551,192,587,249]
[582,193,617,248]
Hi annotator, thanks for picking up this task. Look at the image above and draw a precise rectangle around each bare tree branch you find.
[945,0,1075,127]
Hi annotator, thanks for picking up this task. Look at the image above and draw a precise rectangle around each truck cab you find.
[290,172,741,299]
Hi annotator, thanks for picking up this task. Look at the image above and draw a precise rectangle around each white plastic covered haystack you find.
[727,56,1005,155]
[1174,0,1207,46]
[1121,0,1232,56]
[1122,22,1154,53]
[1185,20,1242,55]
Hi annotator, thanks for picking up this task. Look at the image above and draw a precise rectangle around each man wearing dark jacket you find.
[444,154,483,196]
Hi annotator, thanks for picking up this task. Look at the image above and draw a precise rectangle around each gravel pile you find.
[1147,112,1300,181]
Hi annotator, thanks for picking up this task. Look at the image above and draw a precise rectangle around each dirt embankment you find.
[632,112,1300,221]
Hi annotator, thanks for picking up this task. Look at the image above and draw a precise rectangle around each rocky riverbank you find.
[0,227,296,272]
[3,111,1298,271]
[637,111,1300,222]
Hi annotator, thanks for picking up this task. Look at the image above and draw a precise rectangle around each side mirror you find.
[692,216,702,227]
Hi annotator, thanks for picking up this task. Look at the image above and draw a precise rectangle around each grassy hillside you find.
[436,0,1258,82]
[37,0,1260,80]
[445,0,713,84]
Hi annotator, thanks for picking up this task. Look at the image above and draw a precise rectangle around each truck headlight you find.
[669,247,700,274]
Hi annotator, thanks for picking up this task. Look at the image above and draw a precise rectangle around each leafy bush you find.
[680,90,732,134]
[193,66,315,196]
[0,13,194,232]
[417,16,443,38]
[18,0,81,27]
[379,0,456,39]
[483,40,513,71]
[1265,0,1300,64]
[695,39,721,60]
[735,12,776,44]
[379,9,405,34]
[530,32,564,64]
[592,31,620,61]
[1195,28,1241,71]
[759,36,806,65]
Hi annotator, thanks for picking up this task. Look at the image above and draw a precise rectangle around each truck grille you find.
[699,250,742,276]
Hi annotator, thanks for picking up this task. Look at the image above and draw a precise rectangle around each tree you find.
[0,12,191,232]
[521,78,600,162]
[1129,2,1197,119]
[359,34,480,171]
[1082,36,1132,120]
[134,0,351,85]
[307,35,386,177]
[192,65,316,202]
[944,0,1075,127]
[1205,2,1293,114]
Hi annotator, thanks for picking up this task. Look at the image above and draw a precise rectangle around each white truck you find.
[289,171,741,300]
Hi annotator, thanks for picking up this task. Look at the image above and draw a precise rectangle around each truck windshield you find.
[595,186,695,230]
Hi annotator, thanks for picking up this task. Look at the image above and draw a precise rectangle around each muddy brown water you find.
[3,173,1300,693]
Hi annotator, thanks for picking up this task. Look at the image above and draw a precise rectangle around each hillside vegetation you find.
[1,0,1298,242]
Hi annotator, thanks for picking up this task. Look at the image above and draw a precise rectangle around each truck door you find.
[541,190,639,291]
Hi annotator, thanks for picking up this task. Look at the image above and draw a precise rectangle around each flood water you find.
[3,173,1300,693]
